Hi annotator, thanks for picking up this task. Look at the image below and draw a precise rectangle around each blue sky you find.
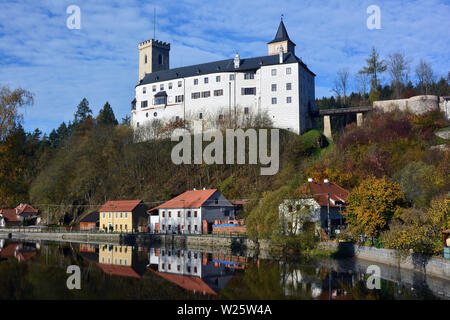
[0,0,449,134]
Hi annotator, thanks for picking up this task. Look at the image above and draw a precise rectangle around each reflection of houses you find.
[0,242,38,262]
[99,200,148,233]
[148,189,235,234]
[279,178,349,236]
[97,244,147,278]
[147,248,239,295]
[0,203,39,226]
[79,211,99,231]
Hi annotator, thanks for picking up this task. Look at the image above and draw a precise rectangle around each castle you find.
[131,19,316,135]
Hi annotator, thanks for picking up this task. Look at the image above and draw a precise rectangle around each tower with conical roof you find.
[267,17,296,56]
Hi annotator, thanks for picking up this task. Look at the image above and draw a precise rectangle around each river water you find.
[0,239,448,300]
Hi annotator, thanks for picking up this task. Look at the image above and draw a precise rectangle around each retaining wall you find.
[373,95,439,114]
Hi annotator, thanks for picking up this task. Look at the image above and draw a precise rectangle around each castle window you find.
[160,84,164,91]
[242,87,256,95]
[272,97,277,104]
[178,80,182,87]
[229,74,235,81]
[143,87,146,94]
[244,72,254,80]
[194,79,198,85]
[136,122,140,127]
[271,84,277,92]
[218,114,223,120]
[154,112,157,117]
[192,92,200,99]
[286,83,292,90]
[199,113,203,119]
[214,89,223,96]
[204,77,209,84]
[146,112,148,118]
[175,95,184,103]
[244,107,249,114]
[175,116,180,121]
[152,85,156,92]
[145,55,148,64]
[216,76,221,82]
[286,67,292,75]
[155,96,165,105]
[287,97,292,103]
[158,54,163,64]
[271,69,277,76]
[201,91,210,98]
[169,82,173,89]
[141,100,148,108]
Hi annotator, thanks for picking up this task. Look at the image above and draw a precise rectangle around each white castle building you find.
[131,19,316,135]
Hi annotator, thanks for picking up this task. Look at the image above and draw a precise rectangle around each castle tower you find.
[267,18,296,56]
[138,39,170,81]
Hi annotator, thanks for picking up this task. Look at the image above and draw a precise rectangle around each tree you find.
[359,47,387,90]
[0,86,34,140]
[415,59,434,95]
[387,52,410,98]
[121,115,131,126]
[74,98,92,124]
[332,68,350,104]
[354,72,370,96]
[97,101,118,126]
[342,176,405,243]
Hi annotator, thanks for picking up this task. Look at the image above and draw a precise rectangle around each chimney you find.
[234,52,240,69]
[278,45,283,64]
[307,178,313,182]
[324,179,329,184]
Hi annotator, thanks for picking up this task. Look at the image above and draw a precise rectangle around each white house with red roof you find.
[149,188,235,234]
[0,203,39,227]
[279,178,349,236]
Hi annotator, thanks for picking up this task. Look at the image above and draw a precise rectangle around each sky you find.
[0,0,449,134]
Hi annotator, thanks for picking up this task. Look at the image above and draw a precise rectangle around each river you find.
[0,239,448,300]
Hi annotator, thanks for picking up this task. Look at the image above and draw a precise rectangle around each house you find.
[0,203,39,226]
[132,19,316,136]
[148,188,235,234]
[79,211,99,231]
[98,200,148,233]
[279,178,349,236]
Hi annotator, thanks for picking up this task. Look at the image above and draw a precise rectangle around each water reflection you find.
[0,239,448,300]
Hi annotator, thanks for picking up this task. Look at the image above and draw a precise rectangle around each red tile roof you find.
[0,209,20,222]
[15,204,38,215]
[97,264,141,278]
[98,200,143,212]
[298,180,349,207]
[147,268,216,295]
[153,189,219,210]
[0,243,19,258]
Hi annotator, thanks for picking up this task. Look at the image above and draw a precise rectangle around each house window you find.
[162,211,165,218]
[178,80,182,87]
[204,77,209,84]
[152,85,156,92]
[175,95,184,103]
[286,83,292,90]
[244,72,255,79]
[168,82,173,89]
[216,75,221,82]
[103,213,105,218]
[271,69,277,76]
[286,67,292,75]
[178,211,181,217]
[187,211,191,217]
[194,79,198,85]
[215,198,219,204]
[214,89,223,96]
[242,87,256,95]
[194,225,198,231]
[168,211,171,218]
[194,211,198,217]
[201,91,210,98]
[272,97,277,104]
[287,97,292,103]
[229,74,235,81]
[162,263,165,269]
[168,225,171,230]
[125,213,127,218]
[155,96,166,105]
[162,225,165,230]
[143,87,146,94]
[192,92,200,99]
[120,212,123,218]
[187,266,191,272]
[141,100,148,108]
[194,267,197,273]
[177,265,181,271]
[244,107,249,114]
[168,264,171,270]
[188,225,191,231]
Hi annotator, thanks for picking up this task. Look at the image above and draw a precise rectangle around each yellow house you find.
[98,200,148,233]
[98,244,133,266]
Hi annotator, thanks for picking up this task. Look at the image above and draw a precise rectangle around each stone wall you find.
[373,95,439,115]
[319,242,450,280]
